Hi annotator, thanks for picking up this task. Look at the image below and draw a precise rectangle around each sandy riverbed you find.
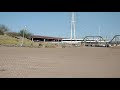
[0,47,120,78]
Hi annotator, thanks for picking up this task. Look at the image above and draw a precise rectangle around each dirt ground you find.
[0,47,120,78]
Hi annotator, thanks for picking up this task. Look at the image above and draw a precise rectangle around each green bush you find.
[0,24,9,35]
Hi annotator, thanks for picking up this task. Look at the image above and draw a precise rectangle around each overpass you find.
[31,35,64,42]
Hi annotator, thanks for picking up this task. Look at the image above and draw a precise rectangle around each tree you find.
[19,29,32,39]
[0,24,9,35]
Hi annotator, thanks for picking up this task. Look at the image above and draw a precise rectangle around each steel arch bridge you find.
[109,35,120,46]
[83,36,105,41]
[82,36,108,47]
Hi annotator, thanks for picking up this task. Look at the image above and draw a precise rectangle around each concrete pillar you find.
[44,39,46,42]
[32,38,33,42]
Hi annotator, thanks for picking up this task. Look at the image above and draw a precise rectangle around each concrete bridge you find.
[31,35,64,42]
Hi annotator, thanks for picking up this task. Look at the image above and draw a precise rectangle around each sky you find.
[0,12,120,40]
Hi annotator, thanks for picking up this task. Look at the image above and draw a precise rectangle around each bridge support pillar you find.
[44,39,46,42]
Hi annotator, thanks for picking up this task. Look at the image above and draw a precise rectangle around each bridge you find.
[82,36,109,47]
[109,35,120,46]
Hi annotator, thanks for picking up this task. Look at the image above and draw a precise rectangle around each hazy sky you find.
[0,12,120,39]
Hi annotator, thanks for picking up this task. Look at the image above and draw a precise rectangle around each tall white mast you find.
[73,12,76,40]
[70,12,76,40]
[70,17,72,40]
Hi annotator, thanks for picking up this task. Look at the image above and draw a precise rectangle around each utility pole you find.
[110,32,113,40]
[99,26,101,36]
[21,26,26,47]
